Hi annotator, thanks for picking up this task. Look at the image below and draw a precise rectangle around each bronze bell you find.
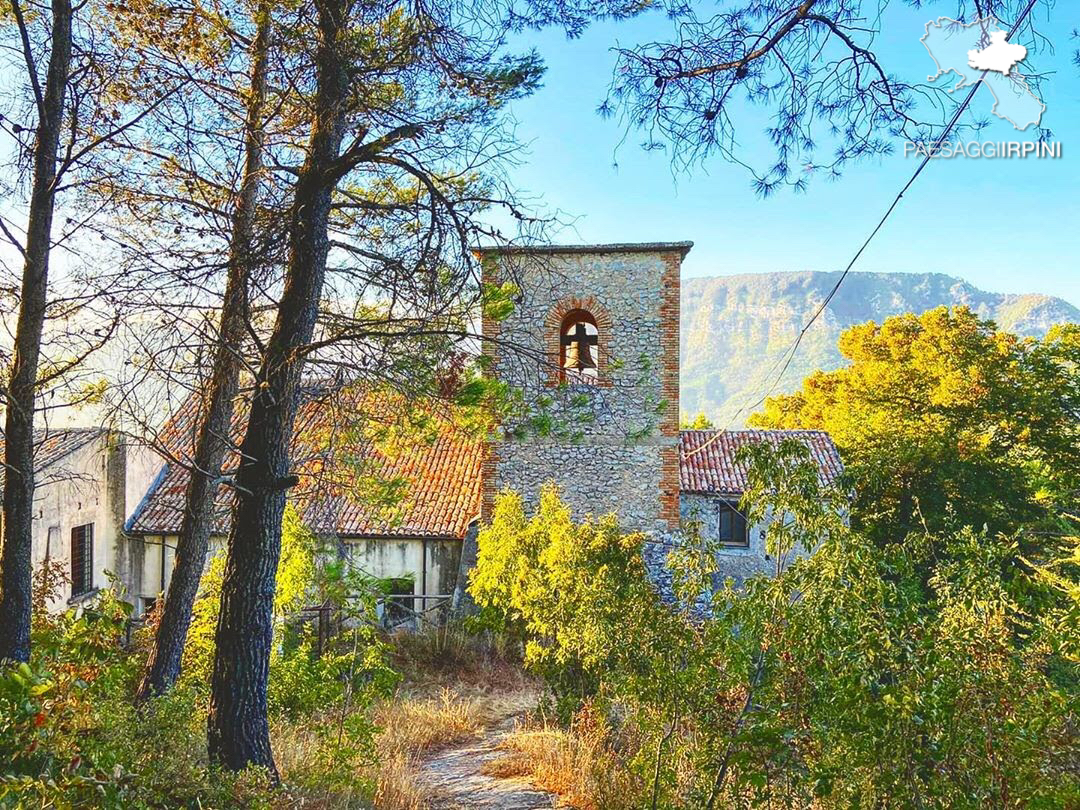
[562,322,597,369]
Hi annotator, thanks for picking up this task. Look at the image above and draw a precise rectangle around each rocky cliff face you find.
[680,271,1080,425]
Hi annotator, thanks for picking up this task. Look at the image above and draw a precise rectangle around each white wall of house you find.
[133,534,224,614]
[344,537,461,601]
[133,533,461,619]
[31,434,165,612]
[32,438,111,612]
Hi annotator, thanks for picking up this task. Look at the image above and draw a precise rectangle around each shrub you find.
[471,470,1080,807]
[0,589,266,808]
[1,507,399,808]
[470,485,683,722]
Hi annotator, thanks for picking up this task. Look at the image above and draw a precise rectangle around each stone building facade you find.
[478,243,691,530]
[676,428,845,586]
[36,241,845,621]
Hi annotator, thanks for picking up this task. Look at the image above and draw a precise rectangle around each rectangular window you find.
[718,503,748,547]
[71,523,94,597]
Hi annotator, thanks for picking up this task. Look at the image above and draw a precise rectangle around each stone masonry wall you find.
[481,244,689,531]
[679,492,812,586]
[496,442,668,530]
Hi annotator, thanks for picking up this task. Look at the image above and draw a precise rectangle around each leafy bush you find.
[470,484,682,721]
[0,589,266,808]
[472,461,1080,807]
[1,507,398,808]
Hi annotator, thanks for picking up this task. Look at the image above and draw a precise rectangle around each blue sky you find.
[501,3,1080,307]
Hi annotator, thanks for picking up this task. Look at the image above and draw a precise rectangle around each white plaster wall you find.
[344,537,461,599]
[30,437,114,612]
[135,535,224,612]
[137,534,459,618]
[125,444,166,520]
[29,434,168,614]
[137,535,171,609]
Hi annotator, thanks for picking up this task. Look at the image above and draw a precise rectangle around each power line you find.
[685,0,1041,458]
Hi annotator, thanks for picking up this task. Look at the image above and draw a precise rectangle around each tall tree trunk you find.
[0,0,73,663]
[206,0,348,772]
[136,6,271,701]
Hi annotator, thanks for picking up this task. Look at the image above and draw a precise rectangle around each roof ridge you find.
[679,427,830,434]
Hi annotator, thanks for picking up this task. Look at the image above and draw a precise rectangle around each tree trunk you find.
[136,6,271,701]
[0,0,73,663]
[206,0,348,772]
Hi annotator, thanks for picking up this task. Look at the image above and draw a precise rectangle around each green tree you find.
[204,0,546,772]
[751,308,1080,546]
[604,1,1047,192]
[136,0,273,702]
[472,454,1078,807]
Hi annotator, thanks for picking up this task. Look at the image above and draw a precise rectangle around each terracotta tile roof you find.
[0,428,109,488]
[129,390,840,540]
[128,387,484,540]
[679,429,843,494]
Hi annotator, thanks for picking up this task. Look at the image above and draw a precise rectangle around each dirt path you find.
[415,716,560,809]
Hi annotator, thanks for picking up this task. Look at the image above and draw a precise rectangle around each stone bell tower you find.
[479,242,691,530]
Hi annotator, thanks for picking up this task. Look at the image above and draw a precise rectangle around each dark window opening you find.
[718,503,748,547]
[71,523,94,597]
[383,576,415,627]
[559,309,599,384]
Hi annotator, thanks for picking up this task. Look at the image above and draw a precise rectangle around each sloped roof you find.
[127,389,485,540]
[0,428,109,488]
[679,429,844,494]
[129,391,842,540]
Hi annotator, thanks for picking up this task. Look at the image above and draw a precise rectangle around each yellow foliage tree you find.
[751,307,1080,545]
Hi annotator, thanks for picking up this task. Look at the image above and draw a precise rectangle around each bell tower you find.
[479,242,690,530]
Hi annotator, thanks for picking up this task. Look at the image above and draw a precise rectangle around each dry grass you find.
[272,717,322,778]
[270,713,377,808]
[270,627,543,809]
[372,753,427,810]
[366,626,543,809]
[369,686,543,809]
[369,623,539,807]
[388,623,531,693]
[485,709,644,810]
[375,688,486,757]
[364,689,485,809]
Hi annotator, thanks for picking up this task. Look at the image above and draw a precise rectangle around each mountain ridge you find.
[679,270,1080,425]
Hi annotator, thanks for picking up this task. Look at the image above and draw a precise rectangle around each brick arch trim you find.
[544,296,614,386]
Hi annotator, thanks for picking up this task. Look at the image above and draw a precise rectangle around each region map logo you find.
[904,16,1059,160]
[921,16,1044,131]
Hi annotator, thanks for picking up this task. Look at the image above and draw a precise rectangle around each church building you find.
[33,242,842,620]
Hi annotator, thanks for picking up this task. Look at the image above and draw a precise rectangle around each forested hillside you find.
[681,271,1080,423]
